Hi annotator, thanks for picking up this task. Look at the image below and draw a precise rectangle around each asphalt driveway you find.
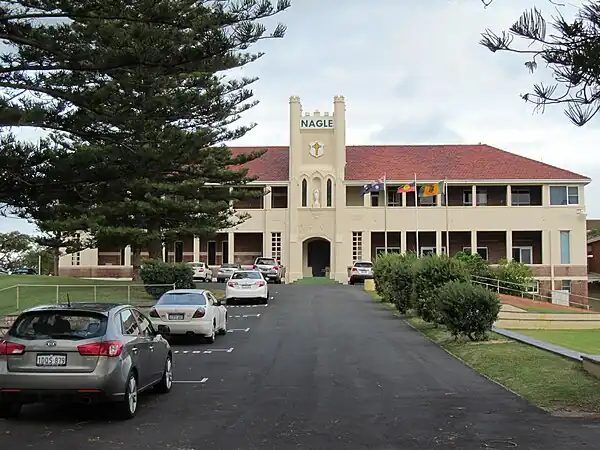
[2,284,600,449]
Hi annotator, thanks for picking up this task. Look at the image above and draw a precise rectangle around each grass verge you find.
[370,290,600,414]
[513,329,600,355]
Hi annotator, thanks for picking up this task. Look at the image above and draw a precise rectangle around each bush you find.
[493,259,535,296]
[373,252,417,312]
[436,281,501,341]
[140,259,194,299]
[454,251,493,280]
[413,255,469,324]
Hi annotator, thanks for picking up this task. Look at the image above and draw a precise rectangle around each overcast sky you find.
[2,0,598,234]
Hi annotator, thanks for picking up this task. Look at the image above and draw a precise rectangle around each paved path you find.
[2,285,600,449]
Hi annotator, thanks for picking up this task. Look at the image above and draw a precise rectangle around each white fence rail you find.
[0,283,175,314]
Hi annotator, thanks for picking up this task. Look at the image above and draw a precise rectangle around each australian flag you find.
[360,177,385,197]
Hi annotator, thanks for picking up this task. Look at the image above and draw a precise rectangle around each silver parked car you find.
[0,303,173,420]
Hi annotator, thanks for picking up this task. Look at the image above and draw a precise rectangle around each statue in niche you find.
[313,188,320,207]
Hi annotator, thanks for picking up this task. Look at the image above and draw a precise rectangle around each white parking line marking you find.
[230,313,261,318]
[227,328,250,333]
[173,348,234,354]
[174,378,208,384]
[226,305,268,308]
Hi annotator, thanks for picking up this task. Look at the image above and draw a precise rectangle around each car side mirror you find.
[215,300,222,306]
[157,325,170,336]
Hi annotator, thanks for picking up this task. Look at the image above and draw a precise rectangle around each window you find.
[421,246,446,256]
[476,189,488,206]
[119,309,140,336]
[326,179,333,207]
[560,231,571,264]
[157,292,207,305]
[387,190,402,207]
[352,232,363,262]
[560,280,572,292]
[462,247,489,260]
[419,196,435,206]
[71,252,81,266]
[511,189,531,206]
[550,186,579,206]
[271,186,288,208]
[301,179,308,207]
[376,247,401,255]
[9,311,108,340]
[271,232,282,263]
[371,193,379,207]
[132,309,155,337]
[512,246,533,264]
[232,271,262,280]
[463,189,472,205]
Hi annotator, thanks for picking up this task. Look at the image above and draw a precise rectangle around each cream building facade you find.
[60,95,591,303]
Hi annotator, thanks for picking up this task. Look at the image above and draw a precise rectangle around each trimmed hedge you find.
[140,259,195,298]
[373,252,502,341]
[413,255,469,324]
[436,281,501,341]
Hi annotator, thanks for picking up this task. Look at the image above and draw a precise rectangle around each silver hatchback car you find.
[0,303,173,420]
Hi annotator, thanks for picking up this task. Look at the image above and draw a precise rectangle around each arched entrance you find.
[303,237,331,277]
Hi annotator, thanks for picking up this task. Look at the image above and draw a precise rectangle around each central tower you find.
[286,96,348,283]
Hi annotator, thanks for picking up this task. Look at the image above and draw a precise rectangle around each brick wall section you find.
[59,266,133,278]
[447,232,470,256]
[233,233,263,265]
[589,240,600,273]
[98,254,120,265]
[477,231,506,263]
[512,231,542,264]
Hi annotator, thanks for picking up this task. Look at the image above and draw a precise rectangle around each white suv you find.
[349,261,374,285]
[190,262,213,282]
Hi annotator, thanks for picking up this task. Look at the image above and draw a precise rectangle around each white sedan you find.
[225,270,269,305]
[148,289,227,343]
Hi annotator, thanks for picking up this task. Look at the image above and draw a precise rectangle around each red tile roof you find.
[230,144,589,182]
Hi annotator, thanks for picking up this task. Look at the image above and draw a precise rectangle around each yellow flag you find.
[420,181,445,197]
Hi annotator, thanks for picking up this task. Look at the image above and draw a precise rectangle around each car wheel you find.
[205,322,216,344]
[116,372,138,420]
[218,315,227,335]
[0,401,22,419]
[154,355,173,394]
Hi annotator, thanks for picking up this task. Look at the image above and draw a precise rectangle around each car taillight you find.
[193,308,206,318]
[0,340,25,355]
[252,265,257,269]
[228,281,237,287]
[198,268,204,272]
[255,281,266,287]
[77,341,123,357]
[148,308,159,318]
[273,266,279,270]
[351,267,358,272]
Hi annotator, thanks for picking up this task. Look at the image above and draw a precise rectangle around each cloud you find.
[2,0,599,236]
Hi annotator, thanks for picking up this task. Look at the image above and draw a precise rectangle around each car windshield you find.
[221,264,239,268]
[256,258,276,265]
[354,262,373,268]
[190,263,204,267]
[231,271,262,280]
[157,292,207,305]
[9,311,108,341]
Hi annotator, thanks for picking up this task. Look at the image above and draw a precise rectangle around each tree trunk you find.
[131,246,142,281]
[147,238,163,260]
[52,247,60,276]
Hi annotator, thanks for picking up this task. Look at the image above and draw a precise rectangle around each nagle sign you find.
[300,118,334,129]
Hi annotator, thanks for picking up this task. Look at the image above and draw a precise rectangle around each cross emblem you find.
[309,142,324,158]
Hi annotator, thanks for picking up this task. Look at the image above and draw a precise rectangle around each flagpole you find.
[383,173,388,253]
[444,178,450,256]
[414,173,419,256]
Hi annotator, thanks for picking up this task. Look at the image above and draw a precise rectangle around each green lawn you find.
[516,305,591,314]
[369,291,600,414]
[0,275,171,314]
[514,329,600,355]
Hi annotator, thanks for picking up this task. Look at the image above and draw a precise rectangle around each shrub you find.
[413,255,468,324]
[454,251,493,280]
[140,259,194,299]
[493,259,535,296]
[373,252,417,312]
[436,281,501,341]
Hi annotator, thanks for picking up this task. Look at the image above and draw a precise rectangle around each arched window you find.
[301,179,307,207]
[326,179,333,207]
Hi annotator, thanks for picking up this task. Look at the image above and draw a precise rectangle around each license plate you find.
[241,285,252,289]
[168,314,185,320]
[36,354,67,367]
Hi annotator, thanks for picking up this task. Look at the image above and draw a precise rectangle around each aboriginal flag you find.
[397,183,416,193]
